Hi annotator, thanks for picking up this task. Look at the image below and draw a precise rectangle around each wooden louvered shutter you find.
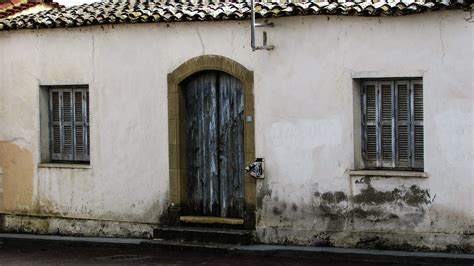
[50,89,73,161]
[362,79,423,170]
[395,80,410,168]
[362,81,378,168]
[380,81,395,167]
[73,89,89,161]
[86,90,90,160]
[50,90,62,160]
[62,89,74,161]
[50,87,89,162]
[411,80,423,169]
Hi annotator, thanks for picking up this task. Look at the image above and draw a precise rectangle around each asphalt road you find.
[0,243,471,265]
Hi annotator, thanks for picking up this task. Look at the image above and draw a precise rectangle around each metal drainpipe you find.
[250,0,274,51]
[251,0,257,51]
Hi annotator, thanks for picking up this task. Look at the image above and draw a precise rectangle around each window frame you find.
[360,78,423,171]
[46,85,90,164]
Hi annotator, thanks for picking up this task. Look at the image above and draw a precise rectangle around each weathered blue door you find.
[183,71,245,218]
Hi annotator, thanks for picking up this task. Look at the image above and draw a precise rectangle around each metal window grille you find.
[49,86,90,162]
[361,79,423,170]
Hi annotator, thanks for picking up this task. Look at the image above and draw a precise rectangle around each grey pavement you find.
[0,233,473,265]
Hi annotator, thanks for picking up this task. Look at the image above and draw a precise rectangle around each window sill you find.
[38,163,92,169]
[349,170,428,178]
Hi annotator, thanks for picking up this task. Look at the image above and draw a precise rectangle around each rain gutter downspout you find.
[250,0,274,51]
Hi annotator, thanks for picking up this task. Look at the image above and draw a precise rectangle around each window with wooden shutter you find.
[396,80,410,168]
[362,81,377,168]
[361,79,423,170]
[49,86,90,163]
[412,80,424,169]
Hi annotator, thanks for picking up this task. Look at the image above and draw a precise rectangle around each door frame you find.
[167,55,256,229]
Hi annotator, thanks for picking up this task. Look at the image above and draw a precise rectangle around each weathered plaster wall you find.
[0,167,3,211]
[0,10,472,250]
[0,141,34,212]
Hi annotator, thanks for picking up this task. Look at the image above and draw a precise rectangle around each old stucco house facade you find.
[0,0,472,252]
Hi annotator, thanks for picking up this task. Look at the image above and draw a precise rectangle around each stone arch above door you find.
[167,55,255,228]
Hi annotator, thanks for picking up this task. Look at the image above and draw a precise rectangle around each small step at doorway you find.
[153,226,252,245]
[179,216,244,226]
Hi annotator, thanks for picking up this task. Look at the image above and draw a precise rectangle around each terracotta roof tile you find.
[0,0,62,20]
[0,0,471,31]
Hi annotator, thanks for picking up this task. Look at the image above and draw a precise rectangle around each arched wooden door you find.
[182,71,245,218]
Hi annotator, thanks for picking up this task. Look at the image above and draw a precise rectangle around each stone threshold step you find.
[179,216,244,225]
[155,226,250,235]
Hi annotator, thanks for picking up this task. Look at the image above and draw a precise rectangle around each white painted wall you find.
[0,10,472,249]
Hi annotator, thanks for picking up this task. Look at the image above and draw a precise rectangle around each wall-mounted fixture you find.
[250,0,274,51]
[245,158,265,179]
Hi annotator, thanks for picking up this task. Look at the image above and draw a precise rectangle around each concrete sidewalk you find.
[0,233,144,246]
[0,233,473,264]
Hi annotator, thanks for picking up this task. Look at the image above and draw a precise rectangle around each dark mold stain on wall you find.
[272,206,284,216]
[349,178,431,224]
[257,182,272,209]
[313,232,334,247]
[318,191,350,231]
[319,191,349,216]
[352,178,431,207]
[259,177,436,248]
[321,191,348,204]
[257,177,474,252]
[291,203,298,212]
